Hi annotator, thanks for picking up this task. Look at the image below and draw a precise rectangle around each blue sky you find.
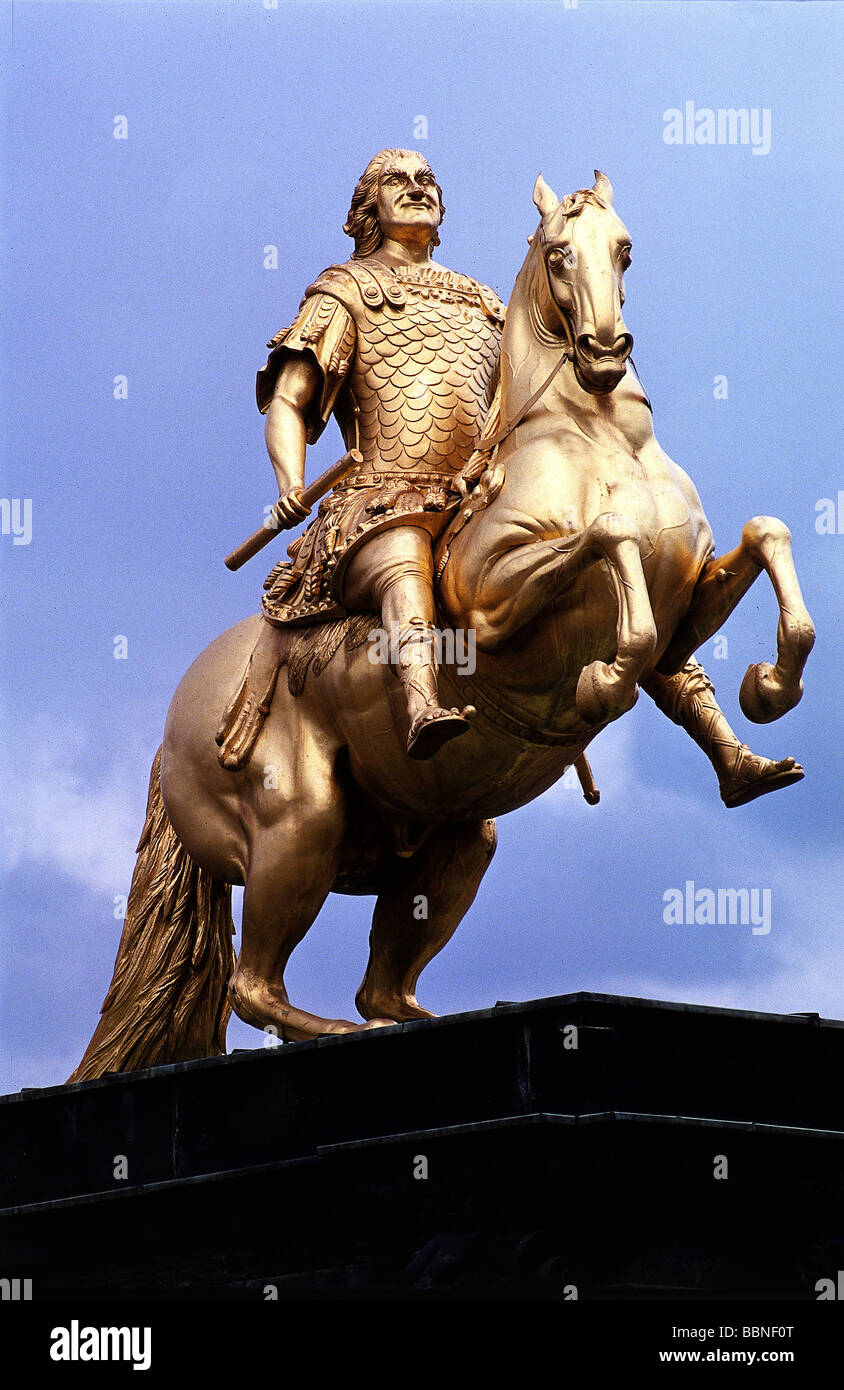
[2,0,842,1091]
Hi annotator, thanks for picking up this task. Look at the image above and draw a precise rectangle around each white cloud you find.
[596,951,844,1020]
[0,714,151,897]
[535,704,844,1020]
[539,716,644,813]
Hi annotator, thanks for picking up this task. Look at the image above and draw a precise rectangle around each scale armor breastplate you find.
[312,261,504,475]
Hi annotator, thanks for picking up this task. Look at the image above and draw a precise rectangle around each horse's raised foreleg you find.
[658,516,815,723]
[356,818,497,1023]
[571,515,660,724]
[459,511,657,726]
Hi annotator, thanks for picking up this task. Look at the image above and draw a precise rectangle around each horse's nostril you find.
[577,333,632,361]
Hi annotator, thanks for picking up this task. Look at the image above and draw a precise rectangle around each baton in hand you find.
[224,449,362,572]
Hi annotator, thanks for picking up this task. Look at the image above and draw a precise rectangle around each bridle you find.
[479,231,576,453]
[484,219,650,456]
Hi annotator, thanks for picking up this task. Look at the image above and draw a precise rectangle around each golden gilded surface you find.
[262,262,503,473]
[69,155,813,1080]
[255,256,503,631]
[332,263,502,472]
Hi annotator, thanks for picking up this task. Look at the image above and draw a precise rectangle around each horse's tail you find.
[68,747,235,1083]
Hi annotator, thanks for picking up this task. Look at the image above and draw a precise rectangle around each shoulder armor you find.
[477,284,507,325]
[304,260,408,313]
[353,260,407,308]
[299,264,365,319]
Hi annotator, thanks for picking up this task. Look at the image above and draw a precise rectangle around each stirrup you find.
[407,705,476,761]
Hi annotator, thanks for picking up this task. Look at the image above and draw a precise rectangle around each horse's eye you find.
[547,248,566,270]
[619,245,632,269]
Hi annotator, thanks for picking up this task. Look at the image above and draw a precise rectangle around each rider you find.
[227,148,799,805]
[254,147,504,760]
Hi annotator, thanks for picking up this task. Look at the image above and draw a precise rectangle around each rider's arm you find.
[257,290,357,528]
[265,357,322,526]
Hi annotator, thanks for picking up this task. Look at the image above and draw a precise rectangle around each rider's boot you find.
[396,617,475,760]
[646,659,804,807]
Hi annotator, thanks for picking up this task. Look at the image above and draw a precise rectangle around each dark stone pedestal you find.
[2,994,842,1298]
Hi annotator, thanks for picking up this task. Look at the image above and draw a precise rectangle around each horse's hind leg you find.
[230,797,395,1042]
[658,516,815,723]
[356,818,497,1023]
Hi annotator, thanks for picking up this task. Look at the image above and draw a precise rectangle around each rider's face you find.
[375,155,441,248]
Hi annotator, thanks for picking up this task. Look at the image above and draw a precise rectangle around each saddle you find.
[215,611,601,806]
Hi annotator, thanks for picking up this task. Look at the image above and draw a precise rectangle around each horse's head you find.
[530,170,633,395]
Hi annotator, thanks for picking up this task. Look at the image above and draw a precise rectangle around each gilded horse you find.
[70,172,813,1080]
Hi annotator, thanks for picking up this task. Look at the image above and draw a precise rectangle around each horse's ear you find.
[533,173,559,218]
[592,170,614,205]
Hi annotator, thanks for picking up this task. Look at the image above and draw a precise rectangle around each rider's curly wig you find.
[344,149,445,259]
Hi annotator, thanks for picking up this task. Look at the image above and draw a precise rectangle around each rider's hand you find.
[271,488,311,530]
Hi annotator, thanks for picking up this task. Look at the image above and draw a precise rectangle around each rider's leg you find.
[643,660,804,808]
[343,527,475,759]
[356,818,497,1022]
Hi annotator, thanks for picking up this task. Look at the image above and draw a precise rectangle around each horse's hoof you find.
[351,1011,400,1034]
[576,661,638,726]
[356,991,437,1023]
[739,662,803,724]
[407,705,474,760]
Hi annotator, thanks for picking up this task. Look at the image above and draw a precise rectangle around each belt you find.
[334,471,460,491]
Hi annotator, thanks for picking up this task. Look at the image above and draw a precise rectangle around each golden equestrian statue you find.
[70,153,812,1080]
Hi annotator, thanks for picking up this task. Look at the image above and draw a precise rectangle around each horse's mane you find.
[554,187,610,221]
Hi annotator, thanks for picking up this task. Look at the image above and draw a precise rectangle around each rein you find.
[480,351,569,453]
[478,236,576,454]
